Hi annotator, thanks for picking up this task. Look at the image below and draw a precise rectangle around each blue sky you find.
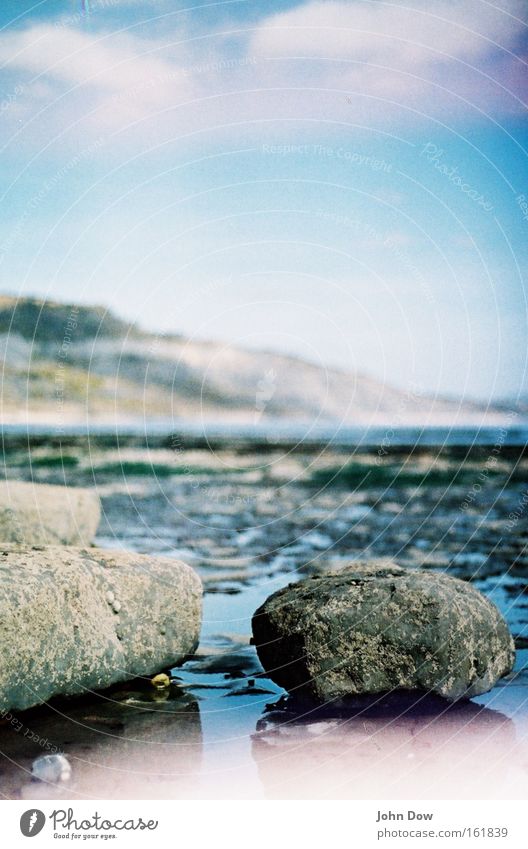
[0,0,526,401]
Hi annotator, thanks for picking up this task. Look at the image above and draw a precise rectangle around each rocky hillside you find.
[0,295,142,343]
[0,295,514,426]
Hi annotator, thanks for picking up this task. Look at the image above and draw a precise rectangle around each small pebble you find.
[151,673,170,690]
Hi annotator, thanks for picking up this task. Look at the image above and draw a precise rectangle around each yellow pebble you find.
[150,673,170,690]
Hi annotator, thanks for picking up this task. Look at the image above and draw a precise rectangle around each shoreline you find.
[1,422,527,452]
[0,439,526,799]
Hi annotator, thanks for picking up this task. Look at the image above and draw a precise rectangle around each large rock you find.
[0,546,202,712]
[0,481,100,545]
[252,562,515,702]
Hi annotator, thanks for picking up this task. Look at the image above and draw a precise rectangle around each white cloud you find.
[245,0,527,115]
[0,25,179,90]
[249,0,525,67]
[0,1,524,147]
[0,23,198,133]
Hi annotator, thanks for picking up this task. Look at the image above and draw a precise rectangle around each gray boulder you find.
[0,481,100,545]
[252,562,514,702]
[0,546,202,712]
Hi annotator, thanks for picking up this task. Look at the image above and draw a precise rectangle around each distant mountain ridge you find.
[0,295,519,427]
[0,296,145,343]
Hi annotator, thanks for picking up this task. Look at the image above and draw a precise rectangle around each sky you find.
[0,0,526,402]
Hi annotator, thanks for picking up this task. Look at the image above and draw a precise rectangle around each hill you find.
[0,296,517,427]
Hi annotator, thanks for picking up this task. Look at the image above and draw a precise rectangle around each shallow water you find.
[1,441,527,799]
[2,420,528,447]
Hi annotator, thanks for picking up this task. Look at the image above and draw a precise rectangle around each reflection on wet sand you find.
[0,682,202,800]
[252,693,527,799]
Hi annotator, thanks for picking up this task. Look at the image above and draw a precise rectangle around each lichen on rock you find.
[252,561,515,702]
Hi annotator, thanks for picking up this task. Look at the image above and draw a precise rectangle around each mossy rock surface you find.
[252,562,514,702]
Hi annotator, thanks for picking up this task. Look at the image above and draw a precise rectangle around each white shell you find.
[31,754,72,784]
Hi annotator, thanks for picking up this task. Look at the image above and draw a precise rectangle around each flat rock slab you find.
[0,481,100,545]
[0,546,202,712]
[252,562,515,702]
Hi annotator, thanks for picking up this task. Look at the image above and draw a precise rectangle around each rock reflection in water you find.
[0,681,202,799]
[252,693,526,799]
